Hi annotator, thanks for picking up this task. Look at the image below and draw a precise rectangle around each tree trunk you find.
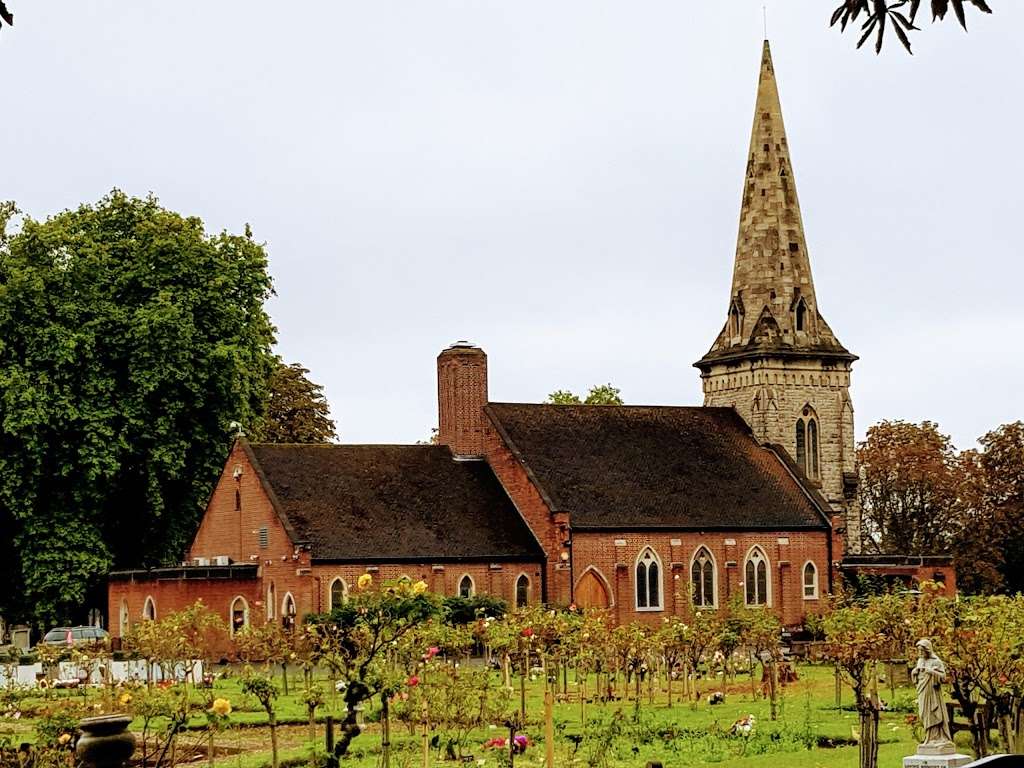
[281,662,289,696]
[858,705,879,768]
[269,711,279,768]
[768,661,779,721]
[667,668,673,709]
[333,682,370,757]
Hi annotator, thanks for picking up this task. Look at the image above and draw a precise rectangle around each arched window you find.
[796,407,820,480]
[795,418,807,470]
[803,562,818,599]
[458,574,474,599]
[329,578,347,610]
[744,547,770,606]
[729,302,743,337]
[282,592,296,630]
[635,548,663,611]
[807,419,819,479]
[230,597,249,635]
[515,574,529,609]
[143,596,156,621]
[266,582,276,621]
[119,599,130,637]
[795,297,807,332]
[691,547,716,608]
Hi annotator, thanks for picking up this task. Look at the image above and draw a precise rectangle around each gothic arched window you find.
[635,548,663,611]
[744,547,769,606]
[282,592,296,630]
[795,409,820,480]
[119,599,130,637]
[803,561,818,599]
[267,582,276,620]
[515,574,529,609]
[329,578,347,610]
[230,597,249,635]
[143,596,156,621]
[691,547,716,608]
[458,574,474,599]
[795,297,807,332]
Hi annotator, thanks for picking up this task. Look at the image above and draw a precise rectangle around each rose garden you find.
[2,578,1022,768]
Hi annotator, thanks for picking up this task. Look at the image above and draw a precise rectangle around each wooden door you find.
[575,570,610,609]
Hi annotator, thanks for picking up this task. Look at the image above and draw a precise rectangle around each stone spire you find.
[697,40,854,367]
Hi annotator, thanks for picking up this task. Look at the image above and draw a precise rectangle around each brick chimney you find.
[437,341,488,458]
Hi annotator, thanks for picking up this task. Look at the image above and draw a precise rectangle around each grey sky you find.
[5,2,1021,450]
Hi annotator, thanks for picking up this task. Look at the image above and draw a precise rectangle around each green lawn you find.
[2,662,978,767]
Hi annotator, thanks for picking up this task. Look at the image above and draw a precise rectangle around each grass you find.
[2,662,978,767]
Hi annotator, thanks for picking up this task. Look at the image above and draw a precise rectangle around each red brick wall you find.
[107,561,544,639]
[481,424,570,605]
[187,441,316,623]
[108,576,260,639]
[571,530,831,628]
[309,562,544,611]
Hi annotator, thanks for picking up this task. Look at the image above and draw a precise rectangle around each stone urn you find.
[76,714,136,768]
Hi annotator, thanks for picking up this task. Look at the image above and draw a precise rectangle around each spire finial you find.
[763,4,768,40]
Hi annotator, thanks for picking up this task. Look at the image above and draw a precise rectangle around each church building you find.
[108,42,954,638]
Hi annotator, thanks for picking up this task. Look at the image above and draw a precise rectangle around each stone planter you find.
[76,714,136,768]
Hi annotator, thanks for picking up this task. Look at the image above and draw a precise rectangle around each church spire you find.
[697,40,854,367]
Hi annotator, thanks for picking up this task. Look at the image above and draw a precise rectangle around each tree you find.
[858,420,962,555]
[970,422,1024,594]
[306,575,441,757]
[546,383,623,406]
[0,3,11,32]
[823,603,890,768]
[250,361,336,443]
[0,191,276,626]
[831,0,992,54]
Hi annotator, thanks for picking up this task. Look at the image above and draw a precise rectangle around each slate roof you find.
[484,404,829,531]
[244,442,544,563]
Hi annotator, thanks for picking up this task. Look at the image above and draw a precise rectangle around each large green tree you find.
[251,361,337,443]
[0,191,276,626]
[546,383,623,406]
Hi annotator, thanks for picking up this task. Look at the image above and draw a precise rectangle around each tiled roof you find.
[485,403,829,531]
[245,442,543,562]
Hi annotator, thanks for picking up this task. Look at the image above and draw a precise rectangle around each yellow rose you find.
[211,698,232,716]
[357,573,372,590]
[412,580,428,595]
[58,734,71,745]
[119,692,133,706]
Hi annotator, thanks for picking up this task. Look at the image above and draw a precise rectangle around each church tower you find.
[695,41,861,550]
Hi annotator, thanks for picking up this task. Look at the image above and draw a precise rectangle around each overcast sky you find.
[5,2,1021,450]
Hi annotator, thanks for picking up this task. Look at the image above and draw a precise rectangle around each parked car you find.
[39,626,110,647]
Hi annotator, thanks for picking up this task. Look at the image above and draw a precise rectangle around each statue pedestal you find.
[902,751,972,768]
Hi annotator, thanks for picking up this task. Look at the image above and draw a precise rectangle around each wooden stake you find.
[544,690,555,767]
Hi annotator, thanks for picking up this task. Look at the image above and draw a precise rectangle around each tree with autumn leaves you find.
[857,419,1024,594]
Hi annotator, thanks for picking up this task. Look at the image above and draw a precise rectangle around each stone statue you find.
[910,638,954,755]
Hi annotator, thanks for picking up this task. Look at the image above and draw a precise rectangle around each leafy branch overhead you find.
[831,0,992,54]
[0,3,12,30]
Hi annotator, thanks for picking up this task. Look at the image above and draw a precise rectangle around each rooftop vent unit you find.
[213,555,231,566]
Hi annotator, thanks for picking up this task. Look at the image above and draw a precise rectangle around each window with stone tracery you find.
[744,547,769,606]
[691,547,716,608]
[635,548,663,611]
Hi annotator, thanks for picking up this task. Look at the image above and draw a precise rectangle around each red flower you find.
[521,627,534,638]
[407,675,420,687]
